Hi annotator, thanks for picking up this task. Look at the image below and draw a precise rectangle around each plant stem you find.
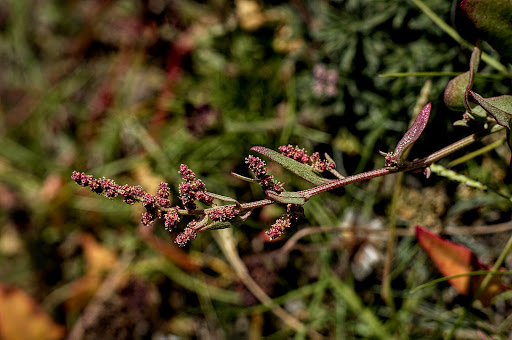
[173,126,504,218]
[300,168,393,198]
[299,126,504,199]
[407,126,503,167]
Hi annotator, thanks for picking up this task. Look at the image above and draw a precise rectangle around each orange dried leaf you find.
[64,275,101,313]
[415,226,509,305]
[80,233,117,275]
[416,226,482,295]
[0,284,65,340]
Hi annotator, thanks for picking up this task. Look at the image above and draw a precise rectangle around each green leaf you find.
[250,146,330,185]
[464,43,481,115]
[469,92,512,129]
[467,104,488,119]
[230,172,260,183]
[205,192,241,206]
[468,91,512,149]
[455,0,512,62]
[444,71,470,111]
[412,0,508,74]
[266,191,307,205]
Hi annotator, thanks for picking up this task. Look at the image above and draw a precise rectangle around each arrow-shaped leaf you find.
[468,91,512,149]
[469,92,512,129]
[250,146,330,185]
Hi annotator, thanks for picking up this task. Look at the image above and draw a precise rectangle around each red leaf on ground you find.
[415,226,508,305]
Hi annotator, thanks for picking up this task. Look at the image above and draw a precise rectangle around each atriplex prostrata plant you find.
[73,100,509,247]
[72,0,512,250]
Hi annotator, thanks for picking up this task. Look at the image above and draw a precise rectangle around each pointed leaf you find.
[202,211,252,231]
[469,92,512,149]
[416,226,477,295]
[266,190,307,205]
[469,92,512,129]
[250,146,330,185]
[205,192,241,206]
[392,103,431,163]
[230,172,259,183]
[415,226,508,305]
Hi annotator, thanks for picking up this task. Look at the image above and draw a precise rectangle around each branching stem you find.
[177,126,504,214]
[299,126,504,199]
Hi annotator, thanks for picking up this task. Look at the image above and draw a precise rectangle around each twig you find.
[213,228,324,339]
[277,221,512,255]
[67,251,134,340]
[298,126,505,199]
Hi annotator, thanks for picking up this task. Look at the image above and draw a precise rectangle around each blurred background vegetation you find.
[0,0,511,339]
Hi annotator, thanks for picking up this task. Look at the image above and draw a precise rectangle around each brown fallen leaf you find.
[0,284,65,340]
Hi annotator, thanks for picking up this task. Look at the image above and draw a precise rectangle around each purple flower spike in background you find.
[312,64,339,97]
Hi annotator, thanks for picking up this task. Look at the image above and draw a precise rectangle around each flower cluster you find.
[266,204,304,240]
[174,226,198,247]
[382,152,399,168]
[156,182,170,199]
[73,165,245,248]
[245,156,284,193]
[312,64,338,97]
[164,208,180,231]
[118,184,145,205]
[209,205,240,222]
[72,171,142,201]
[178,164,214,209]
[278,145,335,172]
[72,171,173,227]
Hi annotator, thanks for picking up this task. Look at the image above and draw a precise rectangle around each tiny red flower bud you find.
[210,205,240,222]
[175,227,198,247]
[164,208,180,231]
[142,193,156,208]
[266,216,291,240]
[156,182,171,199]
[141,211,156,226]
